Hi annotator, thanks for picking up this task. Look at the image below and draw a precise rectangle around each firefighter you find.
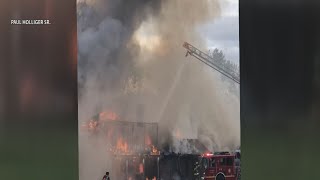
[102,172,110,180]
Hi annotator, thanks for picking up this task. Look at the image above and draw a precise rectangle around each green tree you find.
[209,48,226,66]
[208,48,239,97]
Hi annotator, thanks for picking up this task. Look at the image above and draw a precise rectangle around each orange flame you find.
[116,137,128,153]
[99,111,119,121]
[145,135,152,145]
[139,163,144,173]
[152,145,157,153]
[88,120,98,130]
[150,145,160,155]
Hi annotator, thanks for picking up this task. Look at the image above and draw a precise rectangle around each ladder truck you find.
[183,42,241,180]
[183,42,240,84]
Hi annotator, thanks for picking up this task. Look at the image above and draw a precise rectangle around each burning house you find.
[81,110,238,180]
[82,111,241,180]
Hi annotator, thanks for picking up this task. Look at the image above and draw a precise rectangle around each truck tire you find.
[216,174,225,180]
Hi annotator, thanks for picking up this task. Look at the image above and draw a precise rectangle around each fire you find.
[145,135,152,145]
[99,110,119,121]
[133,21,167,57]
[134,23,161,53]
[144,135,160,155]
[152,146,160,155]
[116,137,129,153]
[88,119,98,130]
[139,163,144,173]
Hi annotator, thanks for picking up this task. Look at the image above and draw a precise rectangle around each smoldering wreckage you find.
[78,0,240,179]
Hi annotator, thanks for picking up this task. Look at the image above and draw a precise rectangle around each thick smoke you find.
[78,0,239,179]
[77,0,162,120]
[78,1,164,179]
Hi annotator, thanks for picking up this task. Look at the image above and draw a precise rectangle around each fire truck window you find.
[220,158,225,165]
[226,158,233,166]
[211,158,215,167]
[202,158,208,169]
[220,158,232,166]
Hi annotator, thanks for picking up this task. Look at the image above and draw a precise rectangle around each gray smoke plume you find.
[78,1,164,179]
[78,0,239,179]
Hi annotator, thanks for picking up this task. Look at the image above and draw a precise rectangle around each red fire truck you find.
[194,152,241,180]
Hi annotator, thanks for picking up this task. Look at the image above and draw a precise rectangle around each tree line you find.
[208,48,239,96]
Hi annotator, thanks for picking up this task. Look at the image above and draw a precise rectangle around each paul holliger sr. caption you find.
[11,19,51,25]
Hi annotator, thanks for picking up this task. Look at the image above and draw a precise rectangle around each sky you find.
[199,0,239,65]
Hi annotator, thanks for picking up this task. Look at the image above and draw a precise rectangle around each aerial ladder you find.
[183,42,240,84]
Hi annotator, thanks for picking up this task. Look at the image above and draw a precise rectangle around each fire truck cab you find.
[195,152,240,180]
